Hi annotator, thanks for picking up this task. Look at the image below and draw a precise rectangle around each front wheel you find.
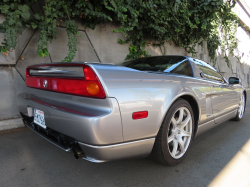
[150,99,194,165]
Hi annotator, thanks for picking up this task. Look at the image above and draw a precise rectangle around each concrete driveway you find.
[1,96,250,187]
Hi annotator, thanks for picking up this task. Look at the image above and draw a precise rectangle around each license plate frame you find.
[33,109,46,129]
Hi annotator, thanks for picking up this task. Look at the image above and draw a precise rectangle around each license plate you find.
[34,109,46,129]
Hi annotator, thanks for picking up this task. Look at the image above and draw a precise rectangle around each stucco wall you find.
[0,7,250,121]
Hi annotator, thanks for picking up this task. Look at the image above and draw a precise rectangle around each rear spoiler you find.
[27,62,87,78]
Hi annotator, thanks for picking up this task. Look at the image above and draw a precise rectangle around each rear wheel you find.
[150,99,194,165]
[233,92,245,121]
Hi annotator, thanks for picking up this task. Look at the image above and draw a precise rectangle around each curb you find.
[0,127,28,135]
[0,118,24,131]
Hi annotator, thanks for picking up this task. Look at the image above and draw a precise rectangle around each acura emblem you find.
[43,79,48,88]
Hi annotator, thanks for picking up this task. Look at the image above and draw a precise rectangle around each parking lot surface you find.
[1,95,250,187]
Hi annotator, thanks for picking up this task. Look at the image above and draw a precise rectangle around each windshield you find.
[123,56,193,76]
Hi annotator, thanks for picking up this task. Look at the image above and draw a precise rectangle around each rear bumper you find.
[22,119,154,162]
[17,90,123,145]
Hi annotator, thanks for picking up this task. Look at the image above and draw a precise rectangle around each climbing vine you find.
[207,1,239,66]
[0,0,242,65]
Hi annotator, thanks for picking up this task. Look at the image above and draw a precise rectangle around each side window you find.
[192,59,224,82]
[168,60,193,77]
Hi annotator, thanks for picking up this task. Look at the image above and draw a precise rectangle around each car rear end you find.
[18,62,153,162]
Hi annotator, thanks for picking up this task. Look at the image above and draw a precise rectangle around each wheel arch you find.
[157,93,200,139]
[178,95,200,138]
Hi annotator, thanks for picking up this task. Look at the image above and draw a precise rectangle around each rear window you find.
[123,56,193,77]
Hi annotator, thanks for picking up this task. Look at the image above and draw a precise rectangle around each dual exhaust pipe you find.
[72,146,85,159]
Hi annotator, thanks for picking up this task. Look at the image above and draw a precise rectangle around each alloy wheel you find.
[238,93,245,119]
[167,107,192,159]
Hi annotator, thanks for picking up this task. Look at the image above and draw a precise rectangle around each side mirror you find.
[229,77,241,84]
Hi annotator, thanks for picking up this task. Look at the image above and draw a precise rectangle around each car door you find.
[192,59,239,124]
[210,80,238,123]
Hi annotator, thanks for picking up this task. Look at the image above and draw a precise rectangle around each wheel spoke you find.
[176,108,184,124]
[172,139,178,156]
[241,101,244,106]
[180,115,191,129]
[178,137,185,154]
[180,130,191,137]
[239,108,242,116]
[240,108,243,116]
[171,117,177,128]
[168,134,174,143]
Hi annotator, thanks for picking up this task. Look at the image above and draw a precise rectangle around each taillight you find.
[25,68,29,85]
[25,69,30,77]
[83,65,96,80]
[25,64,106,99]
[87,82,100,95]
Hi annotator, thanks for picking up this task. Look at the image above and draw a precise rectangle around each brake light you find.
[25,69,30,77]
[25,64,106,99]
[132,111,148,120]
[84,66,96,80]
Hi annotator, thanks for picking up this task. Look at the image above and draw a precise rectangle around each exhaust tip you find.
[72,146,85,159]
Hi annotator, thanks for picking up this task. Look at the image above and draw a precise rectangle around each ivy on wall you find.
[0,0,242,65]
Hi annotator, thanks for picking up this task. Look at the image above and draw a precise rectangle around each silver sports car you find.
[18,55,246,165]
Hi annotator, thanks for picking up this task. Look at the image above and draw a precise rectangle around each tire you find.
[150,99,194,165]
[233,92,245,121]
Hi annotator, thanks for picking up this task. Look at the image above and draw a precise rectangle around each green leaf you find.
[31,22,37,29]
[44,50,49,56]
[21,12,30,20]
[0,5,10,14]
[18,5,29,12]
[39,52,45,58]
[33,13,41,20]
[10,3,18,10]
[0,24,6,33]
